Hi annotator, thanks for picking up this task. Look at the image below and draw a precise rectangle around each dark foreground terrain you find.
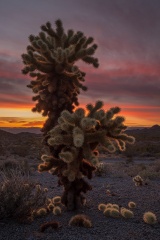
[0,126,160,240]
[0,162,160,240]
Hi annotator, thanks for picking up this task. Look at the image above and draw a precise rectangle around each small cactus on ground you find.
[112,204,119,210]
[69,214,92,228]
[133,175,143,186]
[110,208,120,218]
[52,196,61,204]
[36,208,47,217]
[143,212,157,225]
[98,203,106,211]
[53,206,62,215]
[103,208,112,217]
[106,203,113,208]
[128,201,136,208]
[47,203,54,211]
[40,221,61,232]
[121,208,134,218]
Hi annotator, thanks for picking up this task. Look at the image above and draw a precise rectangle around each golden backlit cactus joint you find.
[47,100,135,167]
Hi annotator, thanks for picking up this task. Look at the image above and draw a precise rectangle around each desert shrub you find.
[95,162,112,177]
[0,144,6,156]
[0,169,47,221]
[126,164,146,177]
[125,156,134,164]
[10,145,30,157]
[153,159,160,172]
[0,159,31,177]
[139,169,160,180]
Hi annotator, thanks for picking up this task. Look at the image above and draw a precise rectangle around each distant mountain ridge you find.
[0,125,159,134]
[0,127,41,134]
[0,125,159,158]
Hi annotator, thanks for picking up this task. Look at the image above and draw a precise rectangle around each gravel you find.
[0,168,160,240]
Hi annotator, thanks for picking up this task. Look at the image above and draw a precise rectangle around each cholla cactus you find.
[128,201,136,208]
[53,206,61,215]
[21,19,99,134]
[120,208,134,218]
[69,214,92,228]
[36,208,47,217]
[133,175,143,186]
[98,203,106,211]
[22,19,135,211]
[38,101,135,210]
[143,211,157,225]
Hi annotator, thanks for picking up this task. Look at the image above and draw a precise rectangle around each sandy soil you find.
[0,166,160,240]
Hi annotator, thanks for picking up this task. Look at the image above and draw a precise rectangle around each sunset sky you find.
[0,0,160,128]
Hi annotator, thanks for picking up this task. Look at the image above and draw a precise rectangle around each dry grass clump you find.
[0,159,31,177]
[69,214,92,228]
[0,169,47,221]
[143,211,157,225]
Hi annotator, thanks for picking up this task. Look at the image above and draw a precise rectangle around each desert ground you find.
[0,126,160,240]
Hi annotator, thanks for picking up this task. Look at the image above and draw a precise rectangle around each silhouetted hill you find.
[0,129,43,158]
[0,125,159,158]
[126,125,160,141]
[0,127,41,134]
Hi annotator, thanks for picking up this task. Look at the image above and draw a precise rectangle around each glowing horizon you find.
[0,102,159,128]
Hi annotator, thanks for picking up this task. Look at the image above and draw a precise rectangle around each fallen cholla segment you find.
[36,208,47,217]
[120,208,134,218]
[40,221,61,232]
[143,211,157,225]
[128,201,136,208]
[53,206,62,215]
[133,175,143,186]
[69,214,92,228]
